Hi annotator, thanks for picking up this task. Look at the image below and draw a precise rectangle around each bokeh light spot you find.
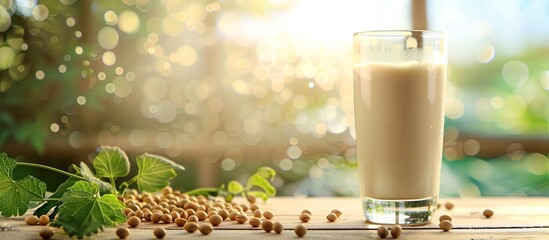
[526,153,548,176]
[118,10,139,33]
[105,83,116,93]
[286,145,302,159]
[445,98,464,119]
[97,72,106,81]
[97,26,119,50]
[162,16,183,37]
[32,4,49,21]
[476,43,495,63]
[50,123,60,133]
[289,137,298,145]
[104,10,118,26]
[502,61,529,88]
[317,157,329,169]
[68,131,86,148]
[75,46,83,55]
[463,139,481,156]
[490,96,504,109]
[66,17,76,27]
[76,96,86,105]
[58,64,67,73]
[279,158,293,171]
[102,51,116,66]
[221,158,236,171]
[176,45,198,67]
[35,70,45,80]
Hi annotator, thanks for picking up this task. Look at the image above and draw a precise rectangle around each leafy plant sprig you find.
[0,146,185,239]
[185,166,277,203]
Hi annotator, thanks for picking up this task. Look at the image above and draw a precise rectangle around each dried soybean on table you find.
[1,197,548,239]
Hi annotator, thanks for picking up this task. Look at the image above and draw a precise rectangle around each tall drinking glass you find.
[353,30,447,225]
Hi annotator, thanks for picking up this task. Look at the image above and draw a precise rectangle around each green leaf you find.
[227,180,244,194]
[0,153,46,217]
[185,187,219,197]
[245,174,276,197]
[225,193,235,203]
[255,166,276,181]
[135,153,184,192]
[93,146,130,179]
[33,176,79,217]
[56,181,125,239]
[78,162,114,194]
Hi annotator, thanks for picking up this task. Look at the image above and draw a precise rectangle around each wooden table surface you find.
[1,197,548,239]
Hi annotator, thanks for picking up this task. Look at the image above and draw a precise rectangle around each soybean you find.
[127,216,141,228]
[439,220,453,231]
[38,215,50,225]
[331,209,342,217]
[236,213,248,224]
[250,204,261,212]
[218,209,229,220]
[273,221,284,234]
[249,217,261,227]
[326,213,337,222]
[175,217,187,227]
[299,213,311,222]
[25,216,39,225]
[161,213,172,223]
[228,211,238,221]
[199,223,213,235]
[253,209,263,218]
[196,210,208,221]
[187,215,199,223]
[377,225,389,238]
[184,222,199,233]
[261,220,273,233]
[483,209,494,218]
[116,227,130,239]
[151,212,162,223]
[153,227,166,239]
[294,224,307,237]
[439,214,452,222]
[209,214,223,226]
[263,210,274,219]
[391,225,402,238]
[39,227,54,240]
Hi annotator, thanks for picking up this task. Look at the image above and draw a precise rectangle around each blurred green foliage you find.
[447,48,549,135]
[272,152,548,197]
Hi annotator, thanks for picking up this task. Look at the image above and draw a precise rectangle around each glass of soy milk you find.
[353,30,447,225]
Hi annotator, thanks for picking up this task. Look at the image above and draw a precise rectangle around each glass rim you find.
[353,30,445,37]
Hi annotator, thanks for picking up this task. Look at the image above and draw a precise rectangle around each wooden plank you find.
[0,197,547,239]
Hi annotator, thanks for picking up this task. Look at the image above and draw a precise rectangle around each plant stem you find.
[125,177,137,186]
[44,198,62,201]
[109,177,118,195]
[16,162,88,181]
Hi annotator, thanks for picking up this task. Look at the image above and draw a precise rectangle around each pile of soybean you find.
[25,189,494,239]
